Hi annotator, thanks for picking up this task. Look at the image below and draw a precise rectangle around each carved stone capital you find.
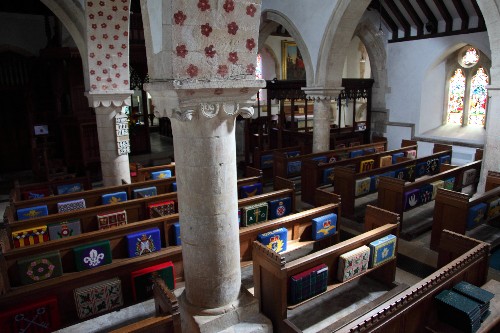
[144,79,264,121]
[302,87,343,100]
[84,91,134,108]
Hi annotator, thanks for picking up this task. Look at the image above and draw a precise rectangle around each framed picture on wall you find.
[281,41,306,80]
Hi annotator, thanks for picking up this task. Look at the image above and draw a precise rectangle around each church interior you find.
[1,0,500,332]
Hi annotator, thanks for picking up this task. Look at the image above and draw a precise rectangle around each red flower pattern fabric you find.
[246,38,255,51]
[187,64,199,78]
[176,45,188,58]
[227,22,238,35]
[201,23,213,37]
[223,0,235,13]
[174,11,187,25]
[217,65,228,77]
[205,45,216,58]
[197,0,210,11]
[246,4,257,17]
[228,52,238,64]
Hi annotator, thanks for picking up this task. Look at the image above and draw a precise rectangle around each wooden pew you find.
[252,205,400,333]
[335,144,453,218]
[273,138,388,180]
[252,145,305,181]
[335,230,491,333]
[10,175,92,202]
[378,159,482,239]
[301,140,418,206]
[134,163,176,182]
[109,277,181,333]
[430,170,500,251]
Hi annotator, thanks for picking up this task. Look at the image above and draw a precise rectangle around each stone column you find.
[303,87,343,153]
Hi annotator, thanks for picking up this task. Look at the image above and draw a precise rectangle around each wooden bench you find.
[430,170,500,250]
[252,205,400,333]
[272,138,388,180]
[378,159,482,239]
[252,145,305,181]
[335,230,491,333]
[134,163,176,182]
[335,144,453,218]
[10,175,92,202]
[301,140,418,206]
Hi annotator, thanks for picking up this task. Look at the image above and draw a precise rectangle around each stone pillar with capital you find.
[303,87,343,153]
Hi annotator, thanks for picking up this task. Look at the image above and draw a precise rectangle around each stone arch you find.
[259,10,314,85]
[260,44,280,79]
[316,0,372,88]
[40,0,89,88]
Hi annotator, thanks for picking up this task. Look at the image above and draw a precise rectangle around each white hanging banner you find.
[116,115,131,155]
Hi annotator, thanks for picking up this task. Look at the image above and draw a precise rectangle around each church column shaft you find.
[313,99,332,152]
[479,84,500,192]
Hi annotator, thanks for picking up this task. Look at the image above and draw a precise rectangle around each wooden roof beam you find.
[401,0,424,36]
[417,0,438,34]
[452,0,469,30]
[471,0,486,30]
[385,0,412,38]
[432,0,453,32]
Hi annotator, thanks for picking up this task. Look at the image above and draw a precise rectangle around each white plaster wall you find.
[0,13,48,55]
[265,35,285,78]
[262,0,337,77]
[385,32,490,146]
[343,35,372,78]
[386,126,412,150]
[261,47,276,80]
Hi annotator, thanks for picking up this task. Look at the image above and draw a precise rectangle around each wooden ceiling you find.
[369,0,486,43]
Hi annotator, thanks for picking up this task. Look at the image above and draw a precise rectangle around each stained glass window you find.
[462,48,479,67]
[447,68,466,124]
[468,67,489,126]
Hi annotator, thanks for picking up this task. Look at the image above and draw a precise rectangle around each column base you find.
[176,287,272,333]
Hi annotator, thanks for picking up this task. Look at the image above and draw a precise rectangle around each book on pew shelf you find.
[379,155,392,168]
[12,225,49,248]
[286,151,300,158]
[466,203,487,229]
[132,186,158,199]
[257,227,288,253]
[337,245,370,282]
[0,296,60,332]
[323,167,335,185]
[268,197,292,220]
[431,180,444,200]
[16,205,49,220]
[17,251,63,285]
[125,228,161,257]
[241,202,268,227]
[434,289,482,333]
[289,264,328,305]
[172,182,177,192]
[173,222,181,245]
[419,184,433,204]
[151,169,172,179]
[405,150,417,159]
[22,188,50,200]
[131,261,175,301]
[452,281,494,321]
[368,234,397,268]
[355,177,371,197]
[73,240,112,271]
[487,197,500,219]
[349,149,363,158]
[404,189,421,211]
[439,154,451,165]
[48,219,82,239]
[260,154,273,169]
[97,210,128,230]
[57,198,86,213]
[74,278,123,319]
[287,161,302,176]
[147,200,175,218]
[428,158,440,175]
[360,159,374,172]
[463,169,478,186]
[416,162,428,178]
[56,182,83,195]
[312,213,337,240]
[443,177,455,190]
[391,152,405,164]
[101,191,127,205]
[239,183,263,198]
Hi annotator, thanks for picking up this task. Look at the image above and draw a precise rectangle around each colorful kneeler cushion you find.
[131,261,175,301]
[12,226,49,248]
[172,182,177,192]
[0,296,60,332]
[431,180,444,200]
[17,251,63,285]
[311,156,328,164]
[260,154,273,169]
[241,202,268,227]
[148,200,175,218]
[322,167,335,185]
[416,162,428,178]
[57,198,86,213]
[355,177,371,197]
[21,188,50,200]
[391,152,405,164]
[172,223,181,245]
[97,210,128,230]
[132,186,158,199]
[257,227,287,253]
[420,184,433,204]
[439,155,451,165]
[239,183,263,198]
[268,197,292,220]
[286,150,300,158]
[16,205,48,221]
[359,159,374,172]
[125,228,162,258]
[466,203,487,229]
[349,149,363,158]
[337,245,370,282]
[487,197,500,219]
[394,168,407,180]
[311,213,337,240]
[289,264,328,305]
[364,147,376,154]
[462,169,477,186]
[56,182,83,195]
[404,189,421,211]
[427,158,440,175]
[287,161,302,176]
[443,177,455,190]
[379,155,392,167]
[151,169,172,180]
[73,240,112,271]
[405,150,417,159]
[102,191,127,205]
[74,278,123,319]
[369,175,379,193]
[368,234,397,268]
[405,165,416,182]
[48,219,82,239]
